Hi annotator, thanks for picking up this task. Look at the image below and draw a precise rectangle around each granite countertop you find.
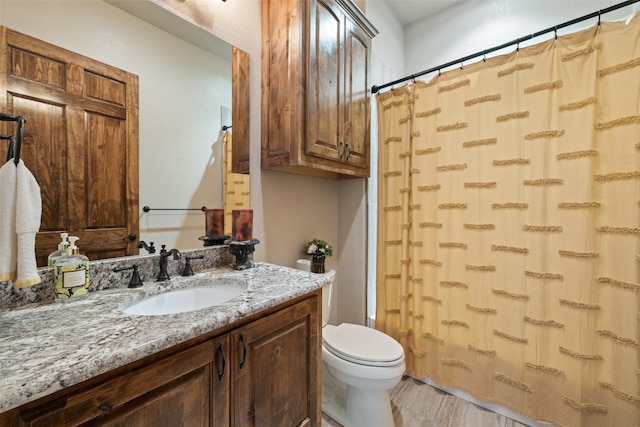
[0,262,331,414]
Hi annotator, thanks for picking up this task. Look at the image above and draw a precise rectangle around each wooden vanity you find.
[0,263,328,426]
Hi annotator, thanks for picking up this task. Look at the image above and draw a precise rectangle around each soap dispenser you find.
[54,236,90,302]
[47,232,69,266]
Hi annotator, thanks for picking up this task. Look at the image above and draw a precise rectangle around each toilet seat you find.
[323,323,404,367]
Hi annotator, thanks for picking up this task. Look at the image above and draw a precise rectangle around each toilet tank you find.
[322,270,335,327]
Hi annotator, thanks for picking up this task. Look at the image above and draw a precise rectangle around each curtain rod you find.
[371,0,639,94]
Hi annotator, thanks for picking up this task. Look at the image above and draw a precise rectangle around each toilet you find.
[320,271,405,427]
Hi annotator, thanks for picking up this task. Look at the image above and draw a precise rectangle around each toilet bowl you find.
[320,273,405,427]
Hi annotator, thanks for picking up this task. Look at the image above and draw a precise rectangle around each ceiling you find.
[379,0,468,25]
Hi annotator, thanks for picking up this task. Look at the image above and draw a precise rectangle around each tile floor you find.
[321,376,529,427]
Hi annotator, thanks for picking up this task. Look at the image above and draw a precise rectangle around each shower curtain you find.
[376,16,639,427]
[222,130,250,235]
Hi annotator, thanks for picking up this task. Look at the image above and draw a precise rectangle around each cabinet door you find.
[232,297,321,427]
[306,0,342,162]
[341,17,370,170]
[19,342,214,427]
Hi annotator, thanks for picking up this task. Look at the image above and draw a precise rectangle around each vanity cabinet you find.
[261,0,377,178]
[2,293,320,427]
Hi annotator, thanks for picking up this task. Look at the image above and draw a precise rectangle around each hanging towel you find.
[0,158,41,288]
[14,159,42,287]
[0,159,17,282]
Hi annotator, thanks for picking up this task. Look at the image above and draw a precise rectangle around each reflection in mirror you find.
[0,0,249,263]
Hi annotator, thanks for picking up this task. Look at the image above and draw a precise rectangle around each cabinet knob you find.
[99,402,113,412]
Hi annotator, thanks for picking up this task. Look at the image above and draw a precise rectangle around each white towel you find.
[15,159,42,288]
[0,159,42,288]
[0,159,17,282]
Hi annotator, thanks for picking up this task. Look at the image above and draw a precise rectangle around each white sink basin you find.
[123,280,247,316]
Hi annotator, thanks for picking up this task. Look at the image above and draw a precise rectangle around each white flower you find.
[307,244,318,254]
[319,248,326,254]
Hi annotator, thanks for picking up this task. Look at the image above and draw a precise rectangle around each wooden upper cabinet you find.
[261,0,377,179]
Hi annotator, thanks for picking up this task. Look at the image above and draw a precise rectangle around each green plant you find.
[303,238,333,258]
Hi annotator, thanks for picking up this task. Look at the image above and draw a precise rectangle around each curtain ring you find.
[438,68,441,76]
[460,62,464,70]
[516,41,520,52]
[554,26,558,40]
[482,51,487,62]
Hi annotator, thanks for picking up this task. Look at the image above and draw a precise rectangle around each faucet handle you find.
[182,255,204,276]
[113,265,144,288]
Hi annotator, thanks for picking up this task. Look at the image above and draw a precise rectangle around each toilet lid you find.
[323,323,404,367]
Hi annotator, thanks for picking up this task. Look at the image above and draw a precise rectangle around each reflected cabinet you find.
[261,0,377,178]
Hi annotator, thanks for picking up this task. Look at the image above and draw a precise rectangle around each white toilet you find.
[320,272,405,427]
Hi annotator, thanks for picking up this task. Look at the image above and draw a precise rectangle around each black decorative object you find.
[227,238,260,270]
[199,235,230,246]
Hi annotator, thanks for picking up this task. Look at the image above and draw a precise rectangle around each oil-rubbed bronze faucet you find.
[157,245,181,281]
[137,240,156,254]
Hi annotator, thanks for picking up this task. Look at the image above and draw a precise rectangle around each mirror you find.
[0,0,249,259]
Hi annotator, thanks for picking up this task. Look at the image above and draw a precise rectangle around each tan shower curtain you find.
[223,131,250,235]
[376,16,640,427]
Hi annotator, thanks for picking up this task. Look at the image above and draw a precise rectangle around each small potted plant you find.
[303,238,333,273]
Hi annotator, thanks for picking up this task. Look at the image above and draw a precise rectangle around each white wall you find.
[404,0,634,77]
[0,0,231,252]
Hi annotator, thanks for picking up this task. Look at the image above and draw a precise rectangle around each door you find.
[0,27,139,265]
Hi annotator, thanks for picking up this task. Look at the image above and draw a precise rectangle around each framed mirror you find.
[0,0,249,264]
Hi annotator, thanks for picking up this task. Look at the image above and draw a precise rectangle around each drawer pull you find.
[99,402,113,412]
[216,342,226,382]
[239,333,247,369]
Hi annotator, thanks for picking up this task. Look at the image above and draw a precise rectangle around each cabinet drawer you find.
[20,341,214,426]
